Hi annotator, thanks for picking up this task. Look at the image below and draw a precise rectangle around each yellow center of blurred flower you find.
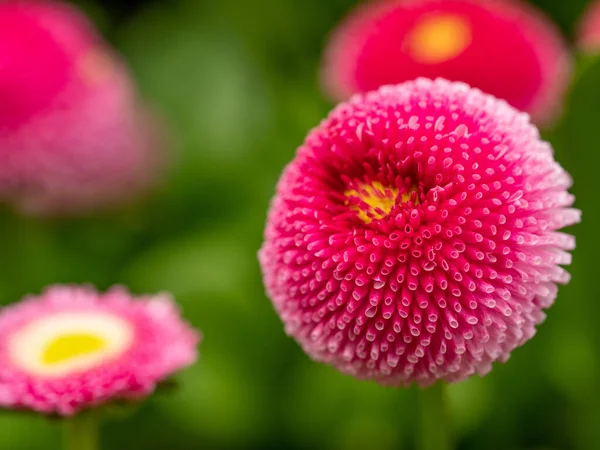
[42,333,107,365]
[346,181,418,223]
[405,14,472,63]
[9,312,133,377]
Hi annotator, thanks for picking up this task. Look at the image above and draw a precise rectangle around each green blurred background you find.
[0,0,599,448]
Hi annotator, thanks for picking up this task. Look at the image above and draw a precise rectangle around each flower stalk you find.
[418,383,451,450]
[64,414,99,450]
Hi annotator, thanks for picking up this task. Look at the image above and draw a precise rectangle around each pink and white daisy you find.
[259,78,580,386]
[323,0,571,126]
[0,0,161,215]
[0,285,199,416]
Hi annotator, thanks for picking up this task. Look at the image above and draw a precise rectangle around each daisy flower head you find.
[0,285,199,416]
[0,0,162,215]
[577,0,600,52]
[260,78,579,386]
[323,0,571,126]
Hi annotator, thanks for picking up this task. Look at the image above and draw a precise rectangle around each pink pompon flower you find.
[0,0,162,216]
[0,285,199,416]
[323,0,571,126]
[577,1,600,52]
[259,78,580,386]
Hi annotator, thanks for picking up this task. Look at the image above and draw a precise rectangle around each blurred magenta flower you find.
[0,0,162,215]
[259,78,580,386]
[577,1,600,52]
[0,285,199,416]
[322,0,570,126]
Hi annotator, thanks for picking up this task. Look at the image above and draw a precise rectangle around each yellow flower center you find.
[42,333,107,365]
[345,181,418,223]
[405,14,472,64]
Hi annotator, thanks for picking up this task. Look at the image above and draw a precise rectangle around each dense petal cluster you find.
[323,0,570,126]
[577,0,600,51]
[259,78,579,386]
[0,285,199,415]
[0,0,161,215]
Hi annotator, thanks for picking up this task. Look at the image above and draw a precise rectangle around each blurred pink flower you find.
[0,0,162,215]
[0,285,199,416]
[322,0,571,126]
[259,78,580,386]
[577,0,600,51]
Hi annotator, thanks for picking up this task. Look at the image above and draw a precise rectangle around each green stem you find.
[417,382,452,450]
[64,414,100,450]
